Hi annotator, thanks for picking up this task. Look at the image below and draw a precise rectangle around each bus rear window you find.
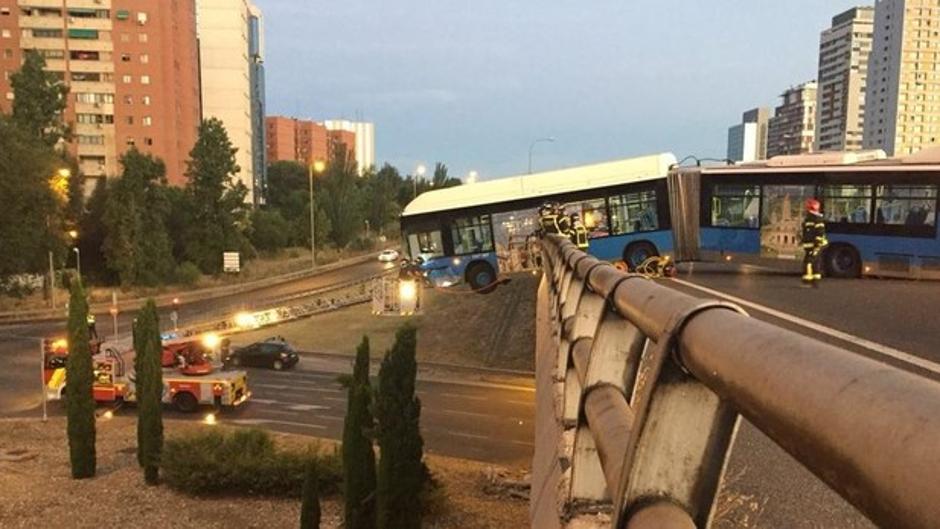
[710,185,760,228]
[875,185,937,227]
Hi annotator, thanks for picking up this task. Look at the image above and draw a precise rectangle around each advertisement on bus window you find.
[760,185,816,260]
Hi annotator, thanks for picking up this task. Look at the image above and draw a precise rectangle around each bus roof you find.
[702,147,940,175]
[401,152,677,217]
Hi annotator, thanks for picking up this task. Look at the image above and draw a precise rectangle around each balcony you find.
[65,17,112,31]
[18,17,64,30]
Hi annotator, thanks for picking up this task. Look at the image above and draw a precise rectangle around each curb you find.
[0,250,390,324]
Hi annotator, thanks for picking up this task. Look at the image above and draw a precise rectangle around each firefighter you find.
[801,198,828,287]
[538,203,563,236]
[87,313,98,340]
[570,212,589,249]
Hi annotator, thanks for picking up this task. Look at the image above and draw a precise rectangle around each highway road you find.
[0,258,391,413]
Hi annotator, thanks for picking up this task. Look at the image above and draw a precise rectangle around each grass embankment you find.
[233,271,539,371]
[0,245,388,313]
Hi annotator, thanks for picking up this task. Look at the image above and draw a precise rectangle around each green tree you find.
[183,118,252,273]
[0,116,63,278]
[249,208,290,252]
[66,279,96,479]
[431,162,460,188]
[319,143,363,248]
[102,149,175,286]
[134,299,164,485]
[300,463,322,529]
[76,180,116,285]
[10,49,70,147]
[343,337,377,529]
[363,164,402,235]
[375,325,424,529]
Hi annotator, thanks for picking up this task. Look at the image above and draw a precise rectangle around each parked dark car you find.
[226,340,299,370]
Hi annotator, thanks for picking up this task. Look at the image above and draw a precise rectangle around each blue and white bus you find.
[400,153,677,290]
[684,150,940,279]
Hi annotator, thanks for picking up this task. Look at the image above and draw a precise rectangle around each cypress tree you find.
[134,299,163,484]
[343,336,377,529]
[66,279,96,479]
[375,324,424,529]
[300,463,321,529]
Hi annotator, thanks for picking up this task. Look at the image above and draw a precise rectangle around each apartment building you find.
[767,82,818,158]
[816,6,874,152]
[863,0,940,155]
[265,115,359,170]
[0,0,201,190]
[726,107,770,162]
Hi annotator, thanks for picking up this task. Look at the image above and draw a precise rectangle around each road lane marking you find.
[286,404,329,411]
[253,383,342,393]
[671,277,940,376]
[230,418,326,430]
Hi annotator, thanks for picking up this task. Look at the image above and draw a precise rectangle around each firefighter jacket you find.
[540,213,562,235]
[801,213,828,250]
[572,223,589,249]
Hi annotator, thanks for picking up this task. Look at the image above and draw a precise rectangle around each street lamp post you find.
[308,160,326,268]
[73,247,81,281]
[528,137,555,174]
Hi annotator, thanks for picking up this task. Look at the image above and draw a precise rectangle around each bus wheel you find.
[623,242,658,271]
[825,244,861,278]
[173,392,199,413]
[466,262,497,293]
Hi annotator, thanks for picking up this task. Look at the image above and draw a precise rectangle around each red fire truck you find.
[44,335,250,413]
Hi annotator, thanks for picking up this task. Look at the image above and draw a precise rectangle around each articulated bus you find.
[400,153,677,290]
[682,150,940,279]
[401,149,940,288]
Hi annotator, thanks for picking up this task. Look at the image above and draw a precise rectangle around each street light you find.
[414,164,427,199]
[528,137,555,174]
[72,247,81,280]
[308,160,326,268]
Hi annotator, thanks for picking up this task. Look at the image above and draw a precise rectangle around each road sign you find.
[223,252,240,273]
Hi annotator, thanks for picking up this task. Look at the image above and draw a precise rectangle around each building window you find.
[4,92,12,101]
[3,49,11,59]
[140,75,150,85]
[144,137,153,146]
[138,33,148,43]
[122,74,131,84]
[125,116,134,125]
[36,49,64,60]
[142,116,151,126]
[77,134,105,145]
[116,9,130,20]
[121,53,131,62]
[1,29,10,39]
[0,7,10,15]
[142,95,151,106]
[124,95,132,104]
[140,53,148,64]
[120,33,129,42]
[126,137,135,146]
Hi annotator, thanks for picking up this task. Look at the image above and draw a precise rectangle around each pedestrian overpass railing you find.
[530,234,940,529]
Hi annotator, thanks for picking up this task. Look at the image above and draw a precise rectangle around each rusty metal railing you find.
[530,235,940,529]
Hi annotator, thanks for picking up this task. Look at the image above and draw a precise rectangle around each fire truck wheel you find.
[273,360,284,370]
[173,392,199,413]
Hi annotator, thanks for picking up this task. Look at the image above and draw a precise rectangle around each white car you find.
[378,249,400,262]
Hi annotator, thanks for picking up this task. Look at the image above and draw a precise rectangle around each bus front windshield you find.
[407,230,444,260]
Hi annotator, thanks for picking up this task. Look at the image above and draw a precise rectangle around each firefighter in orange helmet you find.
[801,198,828,286]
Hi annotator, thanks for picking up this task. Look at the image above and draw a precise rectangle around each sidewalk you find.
[0,250,385,324]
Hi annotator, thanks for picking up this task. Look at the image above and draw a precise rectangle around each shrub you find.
[161,428,341,497]
[300,463,321,529]
[175,261,201,286]
[66,279,96,479]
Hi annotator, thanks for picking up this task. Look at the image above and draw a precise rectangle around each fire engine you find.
[44,335,251,413]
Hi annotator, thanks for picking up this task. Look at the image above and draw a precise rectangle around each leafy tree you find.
[10,49,70,147]
[101,149,175,286]
[375,325,424,529]
[66,279,96,479]
[432,162,461,188]
[319,143,363,248]
[343,337,377,529]
[265,160,332,248]
[249,208,290,252]
[183,118,252,273]
[76,180,116,285]
[134,299,163,485]
[363,164,402,235]
[300,463,322,529]
[0,116,63,278]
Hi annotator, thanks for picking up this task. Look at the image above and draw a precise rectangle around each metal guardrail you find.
[531,235,940,529]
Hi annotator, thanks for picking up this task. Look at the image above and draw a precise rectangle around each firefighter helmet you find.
[805,198,821,214]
